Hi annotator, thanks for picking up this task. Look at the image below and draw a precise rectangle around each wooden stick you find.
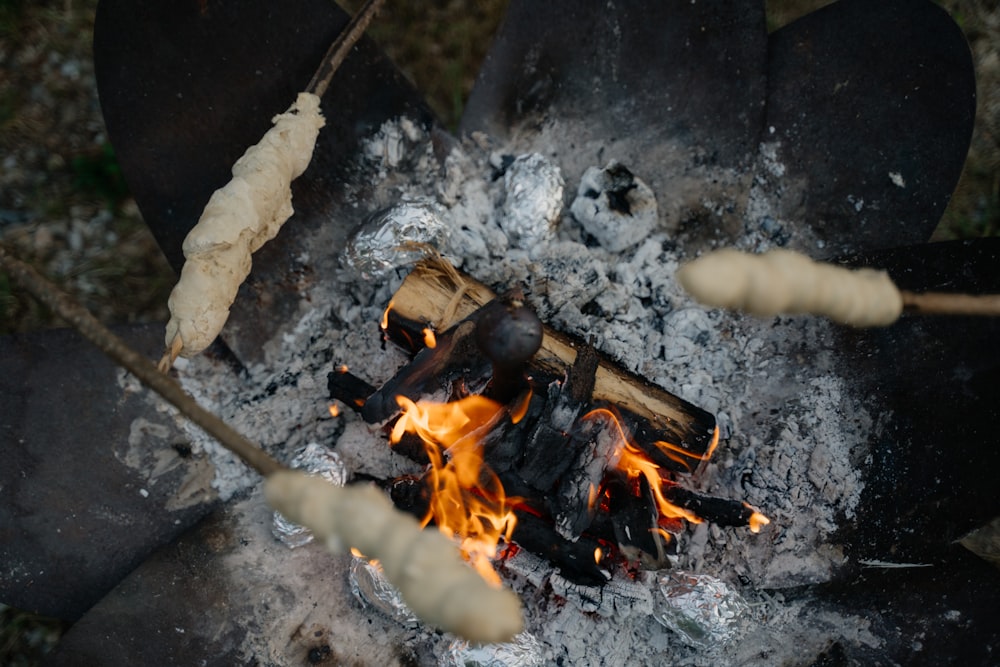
[901,291,1000,317]
[306,0,387,97]
[0,245,283,477]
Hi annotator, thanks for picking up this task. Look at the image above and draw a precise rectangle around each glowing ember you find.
[389,394,518,585]
[329,404,341,418]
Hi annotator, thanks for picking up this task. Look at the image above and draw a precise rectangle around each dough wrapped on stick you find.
[265,470,524,643]
[161,92,324,365]
[676,248,903,327]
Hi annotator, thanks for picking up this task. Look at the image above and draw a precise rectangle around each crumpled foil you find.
[441,631,545,667]
[271,442,347,548]
[498,153,565,249]
[652,571,749,649]
[342,195,449,280]
[569,161,658,253]
[348,555,420,628]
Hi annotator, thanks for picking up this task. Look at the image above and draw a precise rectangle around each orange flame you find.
[747,505,770,533]
[422,327,437,348]
[390,394,517,585]
[380,300,394,331]
[328,404,341,418]
[651,426,719,472]
[583,408,703,525]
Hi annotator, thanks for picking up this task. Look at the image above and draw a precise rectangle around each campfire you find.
[328,261,768,587]
[7,0,996,664]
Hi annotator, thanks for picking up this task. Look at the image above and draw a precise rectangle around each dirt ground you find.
[0,1,997,664]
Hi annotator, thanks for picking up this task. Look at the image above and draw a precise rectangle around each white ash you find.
[570,161,659,253]
[137,116,881,662]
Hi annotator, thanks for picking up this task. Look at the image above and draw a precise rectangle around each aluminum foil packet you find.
[271,442,348,548]
[342,195,449,280]
[652,571,749,650]
[349,555,420,628]
[441,631,545,667]
[498,153,564,249]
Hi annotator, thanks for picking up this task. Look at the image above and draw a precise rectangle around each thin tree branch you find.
[307,0,387,98]
[0,245,283,477]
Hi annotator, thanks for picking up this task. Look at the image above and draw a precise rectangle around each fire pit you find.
[2,0,999,665]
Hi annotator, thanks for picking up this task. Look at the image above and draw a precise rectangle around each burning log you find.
[383,259,719,467]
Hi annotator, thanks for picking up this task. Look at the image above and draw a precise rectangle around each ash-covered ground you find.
[146,117,883,665]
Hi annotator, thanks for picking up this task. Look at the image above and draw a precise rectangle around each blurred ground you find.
[0,0,997,664]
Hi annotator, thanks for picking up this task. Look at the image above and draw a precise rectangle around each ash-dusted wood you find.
[388,261,717,458]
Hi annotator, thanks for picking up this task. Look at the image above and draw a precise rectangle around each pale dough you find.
[165,92,325,358]
[676,248,903,327]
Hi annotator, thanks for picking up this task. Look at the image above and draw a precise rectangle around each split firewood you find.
[677,248,1000,326]
[383,259,719,463]
[159,0,384,369]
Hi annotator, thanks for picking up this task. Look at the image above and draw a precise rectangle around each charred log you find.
[662,486,760,529]
[327,366,375,411]
[387,260,717,458]
[509,510,611,586]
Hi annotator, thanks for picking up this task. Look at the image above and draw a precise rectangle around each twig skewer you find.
[307,0,386,97]
[0,243,524,642]
[900,291,1000,317]
[0,245,282,477]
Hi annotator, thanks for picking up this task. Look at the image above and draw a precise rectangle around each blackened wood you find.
[327,366,375,411]
[476,295,542,404]
[518,381,587,491]
[552,412,623,540]
[510,511,610,586]
[603,474,673,569]
[662,486,757,528]
[361,320,489,423]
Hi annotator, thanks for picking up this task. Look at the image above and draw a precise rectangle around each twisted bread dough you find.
[676,248,903,326]
[164,92,325,359]
[265,470,524,643]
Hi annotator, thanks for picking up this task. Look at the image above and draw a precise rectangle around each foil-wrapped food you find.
[497,153,565,249]
[348,555,420,628]
[342,195,450,280]
[271,442,348,548]
[652,571,749,649]
[441,630,545,667]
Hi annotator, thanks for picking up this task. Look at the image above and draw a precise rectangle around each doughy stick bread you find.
[265,470,524,643]
[676,248,903,327]
[164,92,325,360]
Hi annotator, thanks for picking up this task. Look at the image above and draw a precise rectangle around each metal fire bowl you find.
[2,0,998,664]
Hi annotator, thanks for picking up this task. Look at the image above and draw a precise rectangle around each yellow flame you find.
[594,546,603,564]
[328,404,340,418]
[390,394,517,585]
